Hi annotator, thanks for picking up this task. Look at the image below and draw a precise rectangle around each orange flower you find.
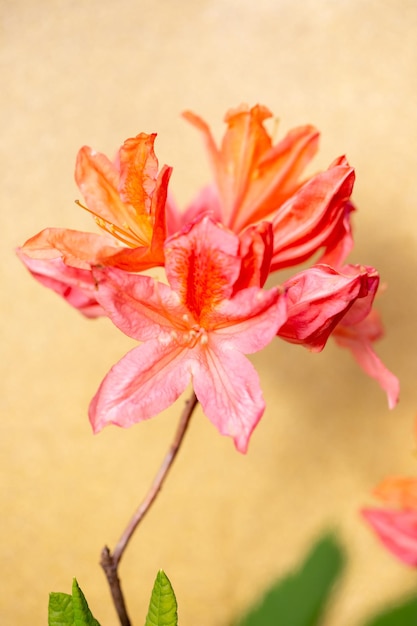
[20,133,172,272]
[182,104,354,271]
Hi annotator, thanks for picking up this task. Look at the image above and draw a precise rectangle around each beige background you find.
[2,1,417,624]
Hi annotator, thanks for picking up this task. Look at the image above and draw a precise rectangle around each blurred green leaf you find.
[235,532,344,626]
[362,594,417,626]
[145,570,178,626]
[48,579,100,626]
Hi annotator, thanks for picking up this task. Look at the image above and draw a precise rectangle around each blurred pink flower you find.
[89,216,287,452]
[362,476,417,566]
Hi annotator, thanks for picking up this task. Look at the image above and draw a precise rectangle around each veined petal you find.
[164,216,241,323]
[89,341,191,432]
[75,146,130,230]
[20,227,121,269]
[17,250,104,318]
[75,134,171,259]
[270,158,355,271]
[211,286,286,353]
[118,133,159,213]
[192,343,266,453]
[333,316,400,409]
[92,267,192,342]
[183,105,319,232]
[362,508,417,567]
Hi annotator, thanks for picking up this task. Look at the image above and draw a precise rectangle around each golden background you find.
[2,1,417,624]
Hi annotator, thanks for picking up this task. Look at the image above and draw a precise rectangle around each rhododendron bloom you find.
[20,133,171,272]
[89,217,287,452]
[182,105,355,271]
[362,476,417,566]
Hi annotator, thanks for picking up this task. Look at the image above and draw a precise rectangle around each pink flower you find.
[89,216,287,452]
[20,133,171,272]
[182,105,355,271]
[362,476,417,566]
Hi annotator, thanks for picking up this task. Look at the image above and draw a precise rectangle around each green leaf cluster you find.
[49,537,417,626]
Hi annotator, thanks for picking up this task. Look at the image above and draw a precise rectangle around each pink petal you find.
[17,250,104,318]
[164,216,242,318]
[234,221,273,290]
[270,158,355,271]
[89,341,191,432]
[334,329,400,409]
[92,267,191,342]
[19,227,117,269]
[362,508,417,567]
[212,286,286,353]
[192,343,266,453]
[277,264,378,352]
[333,309,399,409]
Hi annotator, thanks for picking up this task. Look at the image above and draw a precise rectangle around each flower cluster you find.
[362,421,417,567]
[18,104,399,452]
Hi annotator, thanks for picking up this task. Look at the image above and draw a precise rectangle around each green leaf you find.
[48,580,100,626]
[72,579,101,626]
[235,532,345,626]
[361,594,417,626]
[145,570,178,626]
[48,592,74,626]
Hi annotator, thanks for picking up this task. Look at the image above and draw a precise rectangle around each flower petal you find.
[17,250,104,318]
[362,508,417,567]
[333,309,400,409]
[89,341,191,432]
[270,157,355,271]
[164,216,241,323]
[184,105,319,232]
[212,286,286,353]
[20,227,120,269]
[92,267,191,342]
[278,264,378,352]
[192,342,266,453]
[373,477,417,509]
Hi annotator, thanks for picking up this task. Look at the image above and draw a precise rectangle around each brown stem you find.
[100,391,199,626]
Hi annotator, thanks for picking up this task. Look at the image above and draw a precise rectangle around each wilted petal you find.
[277,264,378,352]
[362,508,417,567]
[17,250,104,318]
